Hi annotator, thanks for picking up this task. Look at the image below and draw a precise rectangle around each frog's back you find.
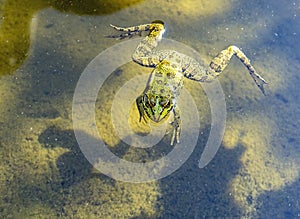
[145,60,184,99]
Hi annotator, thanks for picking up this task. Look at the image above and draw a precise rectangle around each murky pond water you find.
[0,0,299,218]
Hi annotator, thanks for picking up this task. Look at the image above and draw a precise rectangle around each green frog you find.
[110,20,267,145]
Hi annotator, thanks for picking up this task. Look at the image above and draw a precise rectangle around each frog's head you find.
[137,93,174,123]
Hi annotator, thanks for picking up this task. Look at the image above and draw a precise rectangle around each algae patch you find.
[0,0,144,76]
[223,116,299,216]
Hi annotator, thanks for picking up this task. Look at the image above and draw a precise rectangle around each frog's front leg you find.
[136,95,145,122]
[170,106,181,145]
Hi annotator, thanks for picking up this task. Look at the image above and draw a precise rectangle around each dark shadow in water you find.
[37,123,244,218]
[157,125,245,218]
[0,0,144,76]
[109,135,175,163]
[38,126,104,188]
[256,179,300,218]
[3,126,116,217]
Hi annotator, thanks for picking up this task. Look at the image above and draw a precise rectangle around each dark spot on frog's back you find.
[240,56,246,62]
[275,93,288,104]
[155,72,163,77]
[167,72,175,79]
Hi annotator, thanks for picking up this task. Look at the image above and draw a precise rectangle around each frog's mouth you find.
[148,110,171,124]
[153,114,162,123]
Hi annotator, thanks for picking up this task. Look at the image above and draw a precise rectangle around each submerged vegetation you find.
[0,0,144,76]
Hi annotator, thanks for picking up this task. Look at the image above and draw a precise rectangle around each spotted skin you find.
[110,20,267,145]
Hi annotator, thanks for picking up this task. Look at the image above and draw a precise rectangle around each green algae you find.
[0,0,144,76]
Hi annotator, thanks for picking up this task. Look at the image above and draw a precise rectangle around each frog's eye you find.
[143,94,151,107]
[149,97,156,107]
[143,94,148,103]
[143,94,155,107]
[159,99,169,107]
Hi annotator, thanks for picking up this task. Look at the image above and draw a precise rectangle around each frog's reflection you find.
[0,0,143,76]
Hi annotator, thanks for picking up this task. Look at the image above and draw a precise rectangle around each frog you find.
[109,20,267,145]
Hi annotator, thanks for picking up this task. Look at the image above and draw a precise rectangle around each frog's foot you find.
[209,45,268,94]
[109,23,151,39]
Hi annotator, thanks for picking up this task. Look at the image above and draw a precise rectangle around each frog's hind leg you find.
[209,45,267,94]
[109,24,151,39]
